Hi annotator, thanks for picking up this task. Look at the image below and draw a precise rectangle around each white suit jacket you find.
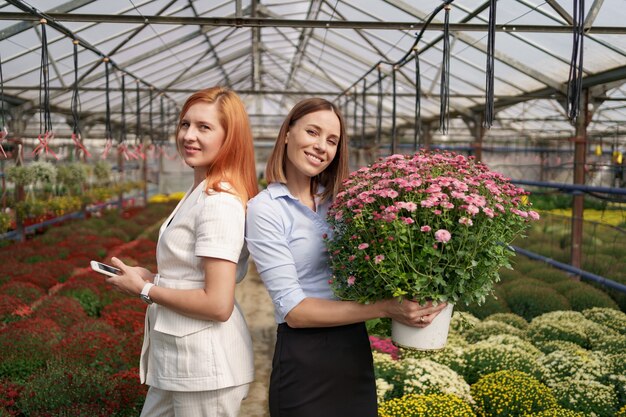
[139,181,254,392]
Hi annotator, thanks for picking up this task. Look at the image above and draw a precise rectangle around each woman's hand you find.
[380,299,448,328]
[105,257,149,297]
[131,266,156,282]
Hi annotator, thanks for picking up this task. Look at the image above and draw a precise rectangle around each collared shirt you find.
[246,182,336,323]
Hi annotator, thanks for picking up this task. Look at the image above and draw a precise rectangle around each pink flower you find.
[441,202,455,210]
[420,225,431,232]
[348,255,356,262]
[459,217,473,226]
[483,207,495,218]
[374,255,385,264]
[382,213,397,222]
[434,229,451,243]
[358,243,369,250]
[466,204,480,215]
[347,276,356,286]
[395,201,417,212]
[528,210,540,220]
[401,217,414,225]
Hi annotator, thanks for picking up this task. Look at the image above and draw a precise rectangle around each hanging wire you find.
[0,52,5,129]
[567,0,585,122]
[0,51,7,158]
[39,19,51,135]
[134,80,146,160]
[439,5,451,134]
[32,19,58,159]
[484,0,497,128]
[100,57,114,159]
[149,88,154,144]
[160,94,165,144]
[118,73,135,161]
[104,58,112,140]
[71,40,81,137]
[120,74,126,145]
[361,78,366,148]
[391,66,397,154]
[352,86,358,141]
[413,47,421,151]
[376,65,383,146]
[135,81,142,144]
[71,39,90,159]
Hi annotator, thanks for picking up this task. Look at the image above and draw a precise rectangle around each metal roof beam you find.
[585,0,605,29]
[187,0,233,87]
[517,0,626,58]
[465,64,626,114]
[544,0,573,25]
[154,47,253,89]
[384,0,565,92]
[258,1,322,105]
[0,0,97,41]
[2,12,626,33]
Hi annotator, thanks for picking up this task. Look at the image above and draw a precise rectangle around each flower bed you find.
[0,203,173,416]
[373,308,626,416]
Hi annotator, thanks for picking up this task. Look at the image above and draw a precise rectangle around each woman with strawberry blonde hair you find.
[105,87,257,417]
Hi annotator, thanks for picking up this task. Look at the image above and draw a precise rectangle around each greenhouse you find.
[0,1,625,416]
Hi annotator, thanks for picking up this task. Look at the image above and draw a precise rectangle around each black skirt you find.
[269,322,377,417]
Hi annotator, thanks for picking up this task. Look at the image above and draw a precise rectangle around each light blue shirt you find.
[245,182,336,323]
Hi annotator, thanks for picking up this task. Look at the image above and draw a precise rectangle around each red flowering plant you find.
[326,151,540,306]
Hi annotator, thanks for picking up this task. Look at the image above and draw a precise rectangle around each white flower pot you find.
[391,303,454,351]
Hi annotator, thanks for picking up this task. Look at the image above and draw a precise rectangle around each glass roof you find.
[0,0,624,150]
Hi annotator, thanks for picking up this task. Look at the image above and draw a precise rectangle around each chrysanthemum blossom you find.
[325,150,540,306]
[434,229,451,243]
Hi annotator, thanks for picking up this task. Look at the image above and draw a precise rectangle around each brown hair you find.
[176,87,258,204]
[265,98,348,203]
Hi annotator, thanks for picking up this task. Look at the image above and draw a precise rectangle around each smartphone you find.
[90,260,122,277]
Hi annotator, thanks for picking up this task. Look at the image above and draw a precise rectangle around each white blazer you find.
[139,181,254,392]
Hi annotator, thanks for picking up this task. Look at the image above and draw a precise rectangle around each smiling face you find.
[284,109,341,182]
[177,102,225,179]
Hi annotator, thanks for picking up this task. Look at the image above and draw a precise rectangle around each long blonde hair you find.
[176,87,258,204]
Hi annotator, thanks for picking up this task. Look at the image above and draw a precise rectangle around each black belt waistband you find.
[277,322,364,334]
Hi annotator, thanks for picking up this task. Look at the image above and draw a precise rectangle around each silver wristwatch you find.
[140,282,155,304]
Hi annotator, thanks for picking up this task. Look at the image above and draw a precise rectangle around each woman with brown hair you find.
[246,97,446,417]
[105,86,257,417]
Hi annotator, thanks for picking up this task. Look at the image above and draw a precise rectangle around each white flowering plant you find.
[326,151,540,305]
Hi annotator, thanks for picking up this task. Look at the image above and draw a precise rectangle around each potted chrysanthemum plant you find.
[326,151,539,350]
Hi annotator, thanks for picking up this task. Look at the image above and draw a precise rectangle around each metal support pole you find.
[570,89,589,272]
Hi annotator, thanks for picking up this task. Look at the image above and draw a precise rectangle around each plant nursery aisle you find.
[236,262,275,417]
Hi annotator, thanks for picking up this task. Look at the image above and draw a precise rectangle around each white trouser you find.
[140,384,250,417]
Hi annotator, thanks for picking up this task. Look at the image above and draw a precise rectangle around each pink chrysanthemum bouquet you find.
[326,151,539,306]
